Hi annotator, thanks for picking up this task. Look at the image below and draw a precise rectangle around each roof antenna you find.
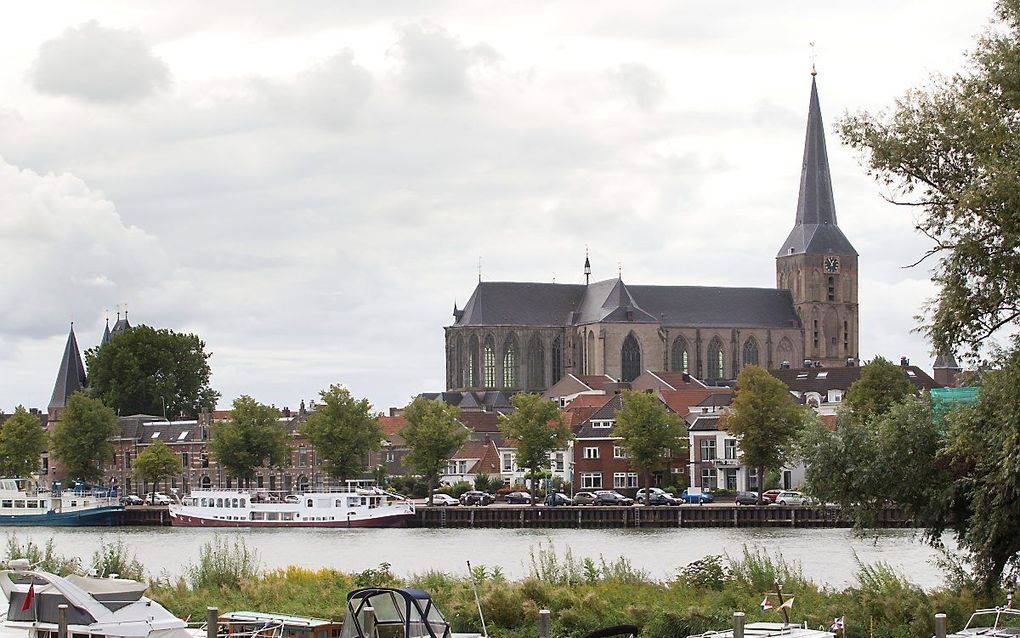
[809,41,817,77]
[552,271,556,284]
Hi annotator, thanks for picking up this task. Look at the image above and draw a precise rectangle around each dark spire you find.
[778,73,857,257]
[101,317,111,346]
[584,249,591,286]
[49,324,87,411]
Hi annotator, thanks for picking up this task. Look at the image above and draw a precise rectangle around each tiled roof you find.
[566,394,613,409]
[469,441,501,475]
[453,441,491,460]
[377,416,407,437]
[646,371,705,390]
[662,388,732,417]
[457,411,503,433]
[575,375,616,391]
[769,365,941,394]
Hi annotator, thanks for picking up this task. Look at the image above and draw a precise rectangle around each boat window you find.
[282,512,294,521]
[1,500,11,508]
[232,498,239,508]
[14,500,25,508]
[267,512,280,521]
[347,498,359,507]
[27,501,39,509]
[200,498,207,507]
[335,499,342,507]
[307,499,313,508]
[251,512,263,521]
[216,498,223,507]
[241,500,247,508]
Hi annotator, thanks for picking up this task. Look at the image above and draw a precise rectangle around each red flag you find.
[21,584,34,612]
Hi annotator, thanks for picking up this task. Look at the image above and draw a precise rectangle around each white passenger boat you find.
[0,479,122,527]
[945,605,1020,636]
[169,487,415,528]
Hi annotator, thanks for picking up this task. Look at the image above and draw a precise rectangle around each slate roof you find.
[769,365,941,394]
[100,320,111,346]
[934,352,961,370]
[418,391,514,412]
[111,312,131,335]
[778,76,857,257]
[688,414,721,432]
[452,281,801,329]
[574,395,624,438]
[48,326,88,411]
[662,388,732,417]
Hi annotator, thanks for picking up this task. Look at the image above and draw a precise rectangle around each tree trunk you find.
[427,475,435,506]
[530,469,536,507]
[758,465,765,505]
[646,469,652,507]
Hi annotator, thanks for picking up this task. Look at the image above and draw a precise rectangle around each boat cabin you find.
[220,611,342,638]
[341,588,452,638]
[949,608,1020,637]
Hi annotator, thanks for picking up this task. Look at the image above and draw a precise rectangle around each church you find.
[445,73,859,392]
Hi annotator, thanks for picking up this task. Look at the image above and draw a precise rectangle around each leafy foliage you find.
[85,325,219,418]
[675,555,731,591]
[211,395,288,482]
[499,394,572,504]
[51,393,116,483]
[838,0,1020,355]
[132,440,181,495]
[614,390,688,499]
[843,357,917,421]
[90,539,145,581]
[300,385,381,483]
[401,397,467,505]
[186,535,261,589]
[0,406,47,478]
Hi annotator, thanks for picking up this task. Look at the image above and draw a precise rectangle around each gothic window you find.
[446,342,454,388]
[527,335,545,389]
[707,337,724,379]
[827,276,835,302]
[621,333,641,382]
[843,320,849,352]
[670,337,689,373]
[468,335,479,387]
[742,338,759,367]
[483,336,496,388]
[503,337,519,388]
[455,336,463,387]
[551,336,563,384]
[777,337,794,366]
[586,331,596,374]
[824,309,839,357]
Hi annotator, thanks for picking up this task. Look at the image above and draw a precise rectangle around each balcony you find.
[705,458,741,468]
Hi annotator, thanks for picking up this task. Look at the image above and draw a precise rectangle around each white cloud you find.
[608,62,666,110]
[30,20,170,103]
[388,21,498,98]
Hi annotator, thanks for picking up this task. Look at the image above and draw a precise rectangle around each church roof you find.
[49,325,88,411]
[111,312,131,334]
[452,280,801,329]
[101,319,111,346]
[933,352,961,370]
[778,75,857,257]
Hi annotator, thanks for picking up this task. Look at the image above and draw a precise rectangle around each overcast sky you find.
[0,1,1000,413]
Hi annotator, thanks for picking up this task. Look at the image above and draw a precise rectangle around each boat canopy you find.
[341,588,451,638]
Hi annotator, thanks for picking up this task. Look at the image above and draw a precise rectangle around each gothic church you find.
[445,74,859,392]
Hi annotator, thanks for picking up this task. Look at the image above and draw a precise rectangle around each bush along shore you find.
[2,534,1003,638]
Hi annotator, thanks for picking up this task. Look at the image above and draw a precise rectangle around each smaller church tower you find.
[777,71,859,367]
[48,324,87,424]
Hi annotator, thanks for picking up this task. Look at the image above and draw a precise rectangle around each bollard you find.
[207,607,218,638]
[935,613,947,638]
[364,606,376,638]
[58,604,68,638]
[538,609,551,638]
[733,612,745,638]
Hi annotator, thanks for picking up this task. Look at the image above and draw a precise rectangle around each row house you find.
[543,373,619,407]
[441,440,501,484]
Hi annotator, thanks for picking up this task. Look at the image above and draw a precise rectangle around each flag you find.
[760,597,772,611]
[778,597,795,610]
[830,617,844,630]
[182,615,192,623]
[21,584,34,612]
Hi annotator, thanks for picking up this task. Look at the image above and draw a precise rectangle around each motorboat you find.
[170,488,414,528]
[690,624,835,638]
[0,479,122,526]
[341,587,480,638]
[945,605,1020,637]
[218,612,340,638]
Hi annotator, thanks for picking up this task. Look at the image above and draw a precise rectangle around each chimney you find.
[780,361,790,369]
[803,359,812,368]
[900,356,910,367]
[282,407,291,418]
[682,372,691,383]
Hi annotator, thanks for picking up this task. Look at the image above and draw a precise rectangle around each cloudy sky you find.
[0,1,1000,413]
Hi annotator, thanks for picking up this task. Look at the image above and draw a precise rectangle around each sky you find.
[0,1,1001,413]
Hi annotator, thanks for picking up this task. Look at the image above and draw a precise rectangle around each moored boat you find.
[944,604,1020,636]
[169,487,415,528]
[0,479,123,527]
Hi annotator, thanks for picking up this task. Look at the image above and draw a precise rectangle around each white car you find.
[774,491,809,506]
[430,493,460,506]
[144,492,172,505]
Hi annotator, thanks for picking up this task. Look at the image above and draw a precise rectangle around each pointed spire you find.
[584,248,591,285]
[49,324,87,411]
[101,316,111,346]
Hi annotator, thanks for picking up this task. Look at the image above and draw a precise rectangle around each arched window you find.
[776,337,794,367]
[455,336,463,387]
[468,335,479,387]
[483,336,496,388]
[503,338,519,388]
[200,476,211,489]
[670,337,689,373]
[527,335,545,389]
[621,333,641,382]
[586,331,595,374]
[742,338,760,367]
[708,337,725,379]
[551,336,563,384]
[827,276,836,302]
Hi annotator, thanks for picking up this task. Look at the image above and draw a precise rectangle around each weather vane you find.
[810,41,817,76]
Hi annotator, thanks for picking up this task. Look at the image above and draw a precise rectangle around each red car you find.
[761,489,784,504]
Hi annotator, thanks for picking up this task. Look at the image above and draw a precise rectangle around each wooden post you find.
[538,609,551,638]
[733,612,745,638]
[58,604,68,638]
[364,606,376,638]
[934,613,947,638]
[207,607,218,638]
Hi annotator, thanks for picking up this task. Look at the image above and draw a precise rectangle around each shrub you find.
[186,535,260,589]
[676,555,731,590]
[90,539,145,581]
[449,481,473,498]
[5,534,78,575]
[728,545,807,593]
[474,474,494,492]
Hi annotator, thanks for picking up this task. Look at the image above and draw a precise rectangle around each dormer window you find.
[591,420,613,428]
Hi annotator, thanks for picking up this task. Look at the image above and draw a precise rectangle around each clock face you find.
[824,257,840,274]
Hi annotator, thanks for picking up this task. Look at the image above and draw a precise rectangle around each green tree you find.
[51,393,117,483]
[300,385,381,485]
[132,440,181,499]
[839,0,1020,356]
[843,356,916,421]
[85,325,219,418]
[210,395,288,483]
[720,366,807,504]
[401,398,467,506]
[613,391,688,505]
[0,406,47,478]
[499,394,572,506]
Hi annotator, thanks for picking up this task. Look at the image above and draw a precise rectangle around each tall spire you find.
[101,316,111,346]
[583,249,591,285]
[778,72,857,257]
[49,324,87,411]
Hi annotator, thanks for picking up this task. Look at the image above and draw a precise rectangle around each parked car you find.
[545,492,575,506]
[679,488,714,504]
[503,491,533,505]
[143,492,172,506]
[593,490,634,506]
[761,489,784,504]
[734,491,760,505]
[459,491,494,506]
[119,494,143,506]
[284,494,301,504]
[573,491,598,505]
[635,488,679,505]
[430,493,460,506]
[773,491,810,506]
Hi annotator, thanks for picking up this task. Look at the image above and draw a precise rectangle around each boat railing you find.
[963,607,1020,630]
[190,619,285,638]
[185,487,410,499]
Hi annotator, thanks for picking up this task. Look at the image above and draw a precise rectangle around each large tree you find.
[839,0,1020,356]
[132,440,181,499]
[0,406,47,478]
[210,395,288,484]
[300,385,382,485]
[720,366,807,504]
[51,393,117,484]
[843,356,916,421]
[85,325,219,418]
[401,397,468,506]
[613,391,687,505]
[499,393,572,505]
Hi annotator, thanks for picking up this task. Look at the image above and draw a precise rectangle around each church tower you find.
[776,72,859,367]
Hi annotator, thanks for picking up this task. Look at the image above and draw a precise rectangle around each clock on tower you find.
[823,256,840,274]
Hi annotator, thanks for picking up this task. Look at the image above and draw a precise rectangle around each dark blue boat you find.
[0,505,124,527]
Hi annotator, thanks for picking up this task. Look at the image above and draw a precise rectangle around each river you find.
[0,526,953,589]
